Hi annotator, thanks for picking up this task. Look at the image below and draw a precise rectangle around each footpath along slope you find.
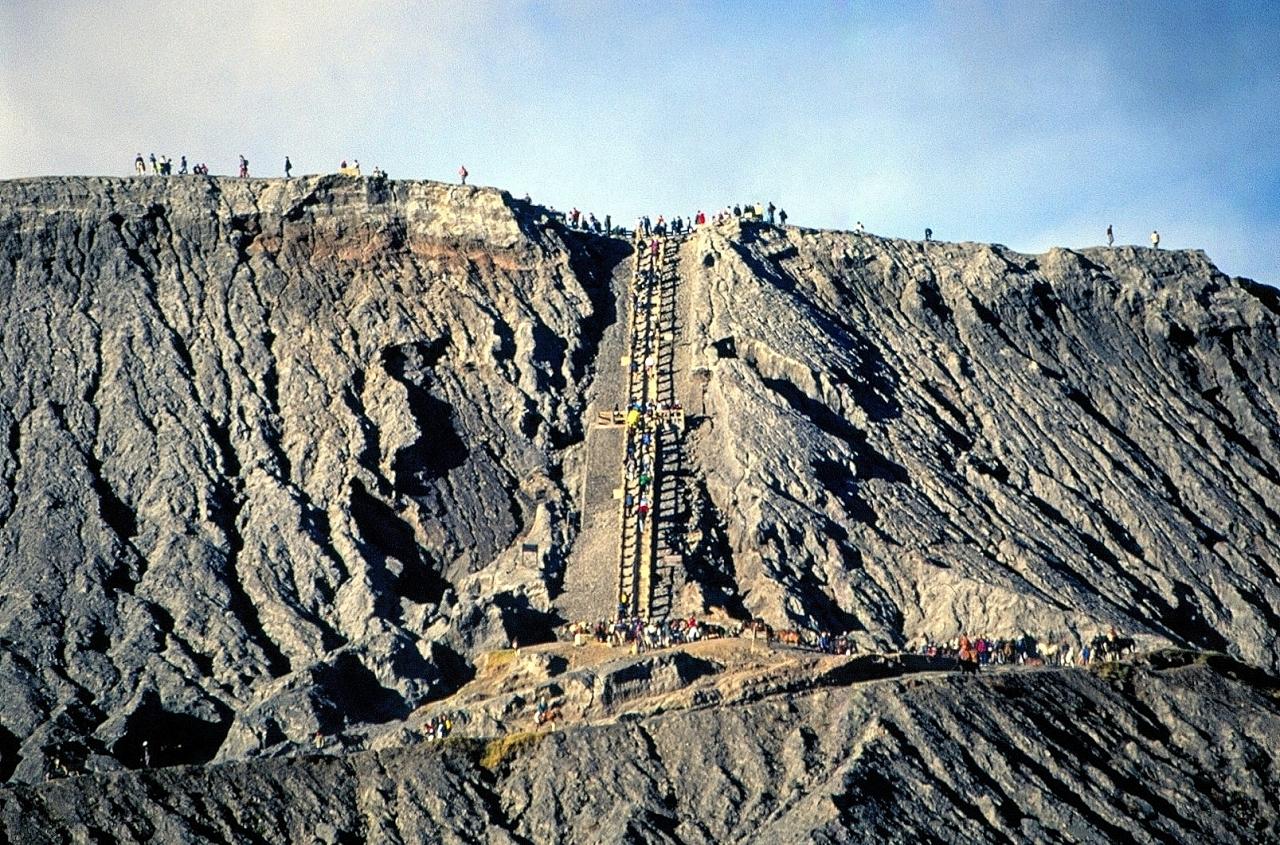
[2,647,1277,844]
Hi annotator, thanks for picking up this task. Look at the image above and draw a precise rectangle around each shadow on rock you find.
[111,689,232,770]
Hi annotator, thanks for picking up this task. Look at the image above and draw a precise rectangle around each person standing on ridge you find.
[767,202,776,224]
[179,155,188,175]
[1106,224,1114,246]
[239,155,249,177]
[149,153,158,174]
[1151,230,1160,249]
[284,156,292,178]
[458,164,468,185]
[925,227,932,242]
[779,209,787,226]
[134,153,145,174]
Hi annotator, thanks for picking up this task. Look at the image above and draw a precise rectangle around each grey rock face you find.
[0,176,627,781]
[1,175,1278,818]
[2,655,1277,844]
[678,223,1280,667]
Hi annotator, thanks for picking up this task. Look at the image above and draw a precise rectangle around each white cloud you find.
[2,1,1276,283]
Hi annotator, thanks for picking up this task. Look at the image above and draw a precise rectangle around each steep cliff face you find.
[1,176,1278,794]
[680,223,1280,667]
[0,176,626,781]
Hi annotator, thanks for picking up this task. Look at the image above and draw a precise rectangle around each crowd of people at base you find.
[567,616,730,652]
[562,614,1139,670]
[564,615,853,654]
[538,620,1140,734]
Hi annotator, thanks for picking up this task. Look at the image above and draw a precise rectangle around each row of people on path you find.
[129,154,1167,250]
[618,252,685,547]
[922,633,1050,666]
[563,612,1140,671]
[131,153,396,180]
[618,239,674,550]
[536,620,1140,737]
[135,152,270,178]
[575,210,1159,252]
[135,153,205,176]
[566,615,849,654]
[918,627,1136,668]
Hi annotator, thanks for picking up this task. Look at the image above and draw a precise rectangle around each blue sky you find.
[3,1,1277,282]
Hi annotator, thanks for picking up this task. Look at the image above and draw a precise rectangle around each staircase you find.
[616,234,687,620]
